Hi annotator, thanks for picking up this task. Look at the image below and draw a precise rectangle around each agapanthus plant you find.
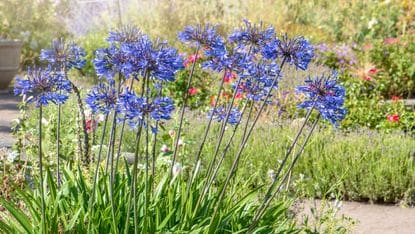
[248,73,347,232]
[14,66,71,106]
[107,25,144,44]
[13,65,72,233]
[229,19,275,53]
[118,90,175,129]
[208,106,242,125]
[297,72,347,125]
[85,80,118,115]
[262,34,314,70]
[40,38,88,168]
[40,38,86,70]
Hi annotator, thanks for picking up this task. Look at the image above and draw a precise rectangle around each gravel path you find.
[0,90,20,148]
[298,199,415,234]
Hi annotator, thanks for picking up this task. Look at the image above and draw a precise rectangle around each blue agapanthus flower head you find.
[229,19,275,53]
[262,34,314,70]
[235,62,280,102]
[179,24,227,58]
[107,25,144,44]
[202,47,252,74]
[85,80,118,114]
[14,66,71,107]
[208,106,242,125]
[118,90,175,129]
[147,44,185,82]
[94,45,132,80]
[40,38,86,70]
[296,72,346,125]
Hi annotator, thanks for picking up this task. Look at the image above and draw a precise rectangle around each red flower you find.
[86,119,97,134]
[384,37,399,45]
[363,75,372,81]
[387,114,400,123]
[235,93,244,99]
[391,96,401,101]
[188,87,198,96]
[368,67,378,75]
[224,71,237,83]
[184,53,202,67]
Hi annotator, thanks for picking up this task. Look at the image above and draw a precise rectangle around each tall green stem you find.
[125,75,147,234]
[208,59,286,231]
[88,113,109,231]
[170,45,200,177]
[185,71,226,199]
[39,106,46,234]
[114,79,136,182]
[251,104,315,223]
[248,115,320,232]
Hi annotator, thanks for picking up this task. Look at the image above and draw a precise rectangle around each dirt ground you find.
[298,199,415,234]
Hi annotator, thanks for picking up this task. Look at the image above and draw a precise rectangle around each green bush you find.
[369,35,415,99]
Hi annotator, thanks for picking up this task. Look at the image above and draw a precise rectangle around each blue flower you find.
[107,25,144,44]
[40,38,86,70]
[85,80,118,114]
[112,36,184,82]
[296,72,347,125]
[235,62,281,102]
[262,35,314,70]
[118,90,175,129]
[179,24,227,58]
[229,19,275,53]
[14,66,71,107]
[94,45,133,80]
[202,47,252,74]
[208,106,242,125]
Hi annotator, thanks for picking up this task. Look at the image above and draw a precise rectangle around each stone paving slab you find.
[0,90,20,148]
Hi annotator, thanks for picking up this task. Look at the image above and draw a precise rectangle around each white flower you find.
[84,109,92,118]
[178,139,184,146]
[41,118,49,125]
[169,130,175,138]
[96,114,105,122]
[267,169,276,180]
[7,151,19,162]
[161,144,170,153]
[333,199,343,210]
[173,163,182,177]
[368,18,378,29]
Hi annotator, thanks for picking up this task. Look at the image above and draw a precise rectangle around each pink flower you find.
[368,67,378,75]
[363,75,372,81]
[384,37,399,45]
[363,43,373,51]
[184,53,202,67]
[86,119,97,134]
[235,93,243,99]
[188,87,198,96]
[387,114,400,123]
[391,96,401,101]
[161,144,170,153]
